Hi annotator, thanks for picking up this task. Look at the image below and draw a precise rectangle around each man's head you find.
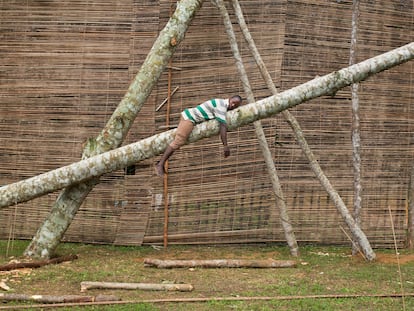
[228,95,242,110]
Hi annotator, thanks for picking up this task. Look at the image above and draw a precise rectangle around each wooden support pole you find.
[80,281,194,292]
[215,0,299,257]
[229,0,375,261]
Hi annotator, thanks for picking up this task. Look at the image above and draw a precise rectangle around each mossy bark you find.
[1,43,413,209]
[0,42,412,260]
[1,43,413,208]
[21,0,204,259]
[349,0,362,256]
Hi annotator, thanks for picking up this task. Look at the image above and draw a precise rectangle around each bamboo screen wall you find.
[0,0,413,248]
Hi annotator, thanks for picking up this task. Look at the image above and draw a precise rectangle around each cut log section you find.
[0,293,120,303]
[0,254,78,271]
[144,258,297,269]
[80,281,194,292]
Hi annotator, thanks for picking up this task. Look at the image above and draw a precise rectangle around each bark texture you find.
[232,0,372,259]
[144,258,297,268]
[80,281,194,292]
[214,0,298,256]
[21,0,204,259]
[349,0,362,255]
[1,43,413,209]
[0,254,77,271]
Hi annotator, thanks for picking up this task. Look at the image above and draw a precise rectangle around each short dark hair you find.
[231,95,242,103]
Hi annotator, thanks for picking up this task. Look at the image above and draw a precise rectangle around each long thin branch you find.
[0,293,119,304]
[230,0,375,260]
[5,292,414,309]
[213,0,298,256]
[349,0,363,255]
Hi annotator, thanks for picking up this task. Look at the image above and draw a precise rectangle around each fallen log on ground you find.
[0,293,120,304]
[0,254,78,271]
[144,258,297,269]
[80,281,194,292]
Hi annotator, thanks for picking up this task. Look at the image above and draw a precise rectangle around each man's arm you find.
[219,122,230,158]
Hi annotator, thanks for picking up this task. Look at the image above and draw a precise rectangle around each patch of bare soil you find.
[376,253,414,264]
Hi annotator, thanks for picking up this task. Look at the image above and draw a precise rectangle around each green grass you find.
[1,241,414,310]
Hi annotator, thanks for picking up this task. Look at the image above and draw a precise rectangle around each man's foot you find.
[155,162,165,177]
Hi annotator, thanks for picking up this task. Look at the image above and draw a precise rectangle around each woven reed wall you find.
[0,0,413,248]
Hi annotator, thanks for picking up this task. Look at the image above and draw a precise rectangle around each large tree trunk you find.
[214,0,299,256]
[21,0,204,259]
[1,43,413,259]
[349,0,362,255]
[1,43,413,208]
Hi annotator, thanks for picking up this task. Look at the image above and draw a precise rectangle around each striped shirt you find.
[181,98,229,124]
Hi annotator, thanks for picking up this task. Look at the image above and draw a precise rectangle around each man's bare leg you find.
[155,145,175,177]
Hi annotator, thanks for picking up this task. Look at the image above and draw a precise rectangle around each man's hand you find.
[224,145,230,158]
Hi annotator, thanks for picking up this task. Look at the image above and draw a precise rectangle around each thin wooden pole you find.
[4,293,414,309]
[230,0,375,260]
[156,86,179,112]
[163,0,175,249]
[214,0,299,257]
[388,205,406,310]
[349,0,362,256]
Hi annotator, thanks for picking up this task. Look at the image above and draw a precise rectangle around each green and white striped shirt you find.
[182,98,229,124]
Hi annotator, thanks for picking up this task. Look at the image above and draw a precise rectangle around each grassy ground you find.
[1,241,414,310]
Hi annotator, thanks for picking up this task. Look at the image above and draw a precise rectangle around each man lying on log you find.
[155,95,243,177]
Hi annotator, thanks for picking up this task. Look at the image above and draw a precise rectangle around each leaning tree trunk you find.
[214,0,299,257]
[22,0,204,259]
[232,0,369,257]
[1,42,413,260]
[349,0,362,255]
[1,43,413,206]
